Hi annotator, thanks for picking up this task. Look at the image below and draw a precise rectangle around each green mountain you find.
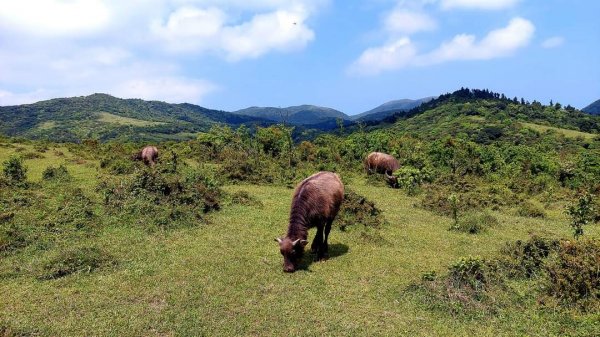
[582,99,600,115]
[378,88,600,141]
[0,94,271,142]
[351,97,435,122]
[233,105,349,125]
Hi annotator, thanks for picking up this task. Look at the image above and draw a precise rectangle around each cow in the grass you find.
[364,151,400,187]
[133,146,159,166]
[275,171,344,273]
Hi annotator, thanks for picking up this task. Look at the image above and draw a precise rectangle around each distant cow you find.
[364,152,400,187]
[275,171,344,273]
[133,146,159,166]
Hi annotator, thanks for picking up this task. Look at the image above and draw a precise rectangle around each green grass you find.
[521,122,596,139]
[1,149,598,336]
[98,112,165,127]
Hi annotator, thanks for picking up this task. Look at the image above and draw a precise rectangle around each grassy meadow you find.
[1,140,598,337]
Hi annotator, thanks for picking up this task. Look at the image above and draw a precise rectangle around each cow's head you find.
[385,171,398,188]
[275,237,308,272]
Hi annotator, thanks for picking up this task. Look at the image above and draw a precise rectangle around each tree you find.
[566,193,596,238]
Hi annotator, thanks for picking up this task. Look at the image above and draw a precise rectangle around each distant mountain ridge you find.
[351,97,436,122]
[0,93,272,142]
[582,99,600,115]
[233,105,349,125]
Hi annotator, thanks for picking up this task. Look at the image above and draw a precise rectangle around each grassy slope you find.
[520,122,597,139]
[1,146,599,336]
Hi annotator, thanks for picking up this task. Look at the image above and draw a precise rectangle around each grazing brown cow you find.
[364,151,400,187]
[133,146,159,166]
[275,171,344,273]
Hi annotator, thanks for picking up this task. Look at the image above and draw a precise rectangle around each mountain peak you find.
[352,97,435,122]
[582,99,600,115]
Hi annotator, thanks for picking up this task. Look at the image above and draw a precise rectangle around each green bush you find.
[2,156,27,184]
[449,256,487,291]
[498,235,559,278]
[335,189,384,231]
[544,239,600,306]
[99,165,223,230]
[517,200,546,218]
[42,165,71,181]
[393,166,433,195]
[44,188,96,230]
[449,211,498,234]
[38,246,115,280]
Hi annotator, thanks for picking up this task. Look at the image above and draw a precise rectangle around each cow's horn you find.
[292,239,300,246]
[275,238,283,243]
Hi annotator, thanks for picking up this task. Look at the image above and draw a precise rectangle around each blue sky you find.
[0,0,598,115]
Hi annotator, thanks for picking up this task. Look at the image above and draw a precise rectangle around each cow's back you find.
[292,172,344,222]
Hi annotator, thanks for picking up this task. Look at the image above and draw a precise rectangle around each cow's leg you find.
[311,224,323,254]
[319,220,333,260]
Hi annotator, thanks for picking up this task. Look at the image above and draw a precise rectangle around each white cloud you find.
[151,4,315,60]
[349,38,417,75]
[440,0,521,10]
[0,0,111,37]
[384,9,437,34]
[0,89,54,106]
[112,77,218,103]
[0,1,328,104]
[349,17,535,75]
[541,36,565,49]
[422,17,535,63]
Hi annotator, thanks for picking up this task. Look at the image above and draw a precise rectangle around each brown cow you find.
[364,151,400,187]
[133,146,159,166]
[275,171,344,273]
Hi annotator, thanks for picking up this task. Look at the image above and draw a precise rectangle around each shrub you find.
[498,235,559,278]
[2,156,27,184]
[99,156,136,175]
[38,246,115,280]
[99,166,223,230]
[335,189,385,231]
[517,200,546,218]
[393,166,433,195]
[449,211,498,234]
[409,256,495,316]
[44,188,96,230]
[449,256,487,291]
[42,165,71,181]
[544,239,600,306]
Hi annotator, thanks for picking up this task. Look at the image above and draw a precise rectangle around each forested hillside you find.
[0,94,271,142]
